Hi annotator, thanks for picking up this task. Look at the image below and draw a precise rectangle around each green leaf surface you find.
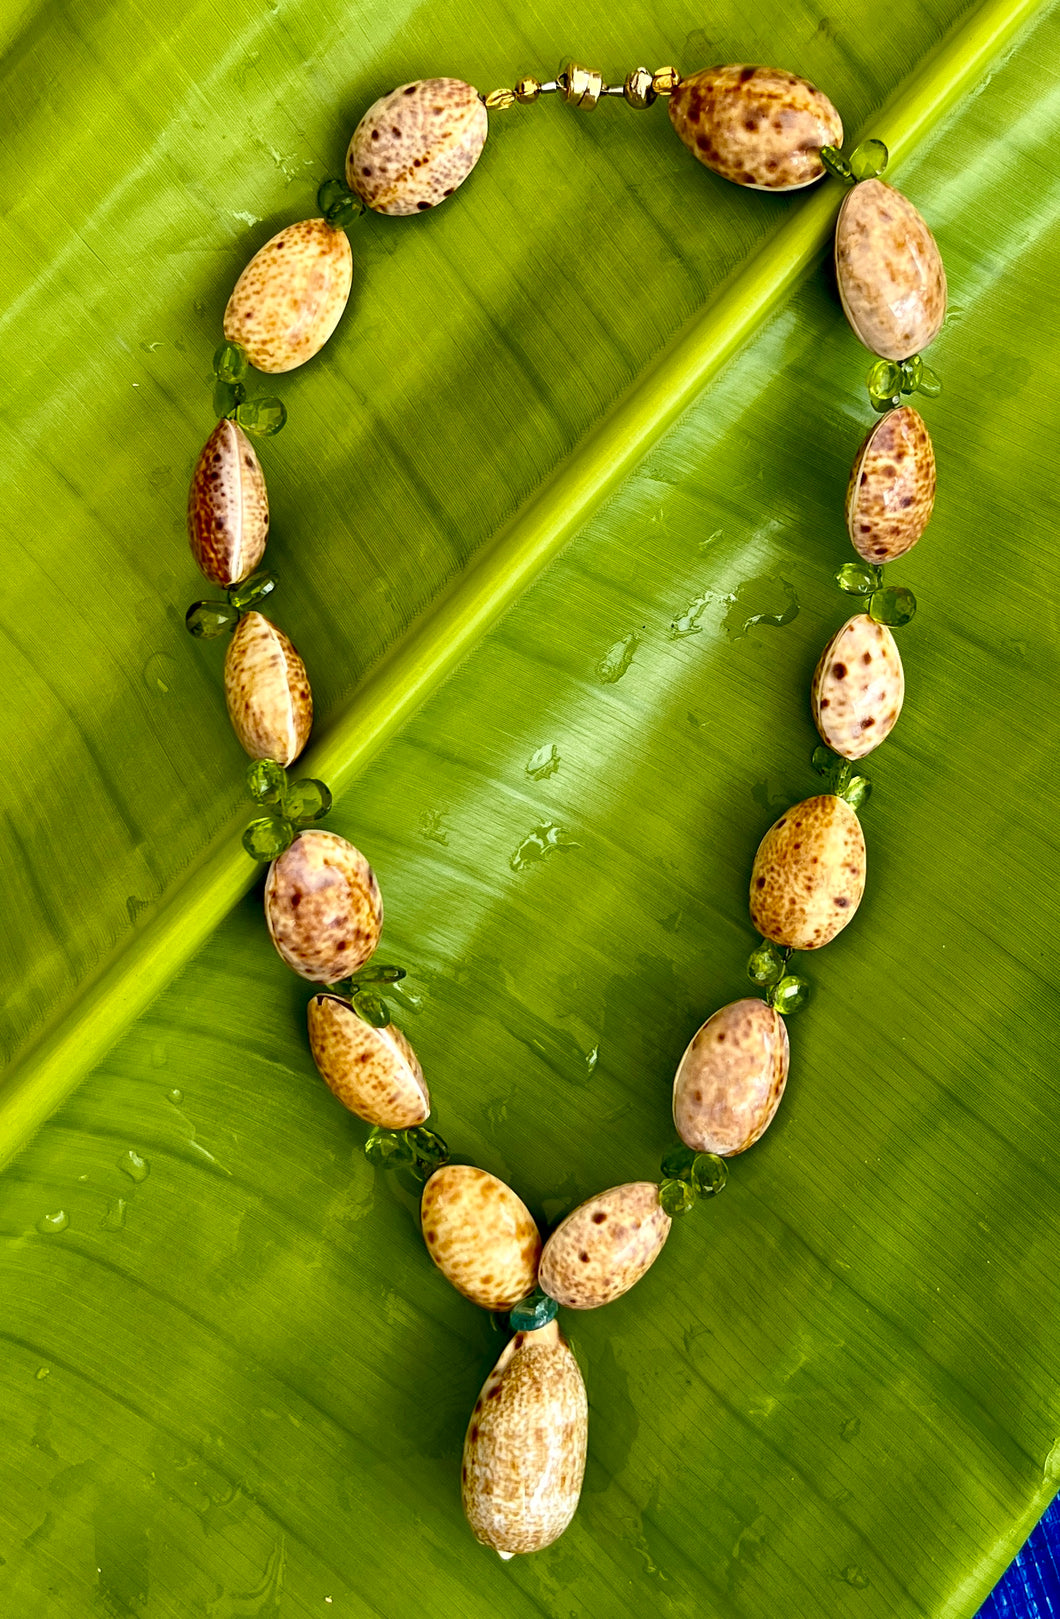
[2,0,1059,1613]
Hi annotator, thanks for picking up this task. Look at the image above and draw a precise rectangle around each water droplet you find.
[118,1150,149,1183]
[526,742,560,779]
[840,1415,861,1441]
[418,809,450,846]
[141,651,182,698]
[585,1045,598,1074]
[166,1088,184,1105]
[140,340,162,352]
[1044,1437,1060,1482]
[698,527,722,552]
[723,577,799,640]
[36,1210,68,1234]
[841,1565,870,1589]
[596,631,639,683]
[101,1198,127,1232]
[669,590,713,638]
[510,823,579,871]
[77,1173,89,1183]
[35,1367,50,1380]
[150,1043,168,1069]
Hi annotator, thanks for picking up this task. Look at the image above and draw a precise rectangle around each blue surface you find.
[978,1499,1060,1617]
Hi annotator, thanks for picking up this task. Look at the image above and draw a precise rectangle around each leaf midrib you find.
[0,0,1045,1174]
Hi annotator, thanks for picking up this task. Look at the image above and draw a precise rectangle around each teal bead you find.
[869,585,917,626]
[364,1127,414,1168]
[849,138,889,180]
[659,1178,697,1216]
[840,774,873,812]
[691,1153,728,1196]
[836,561,881,596]
[227,570,278,612]
[508,1289,560,1332]
[660,1143,697,1182]
[185,600,240,638]
[246,758,287,805]
[286,778,333,824]
[405,1126,451,1179]
[213,378,246,418]
[235,397,288,437]
[352,989,391,1028]
[242,815,294,861]
[916,365,943,398]
[820,144,854,184]
[213,341,248,383]
[747,940,786,987]
[769,975,811,1015]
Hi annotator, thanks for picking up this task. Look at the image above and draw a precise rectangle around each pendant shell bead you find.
[223,218,353,374]
[538,1182,670,1310]
[846,406,936,564]
[420,1165,541,1310]
[673,999,789,1156]
[187,419,268,587]
[462,1319,588,1558]
[347,79,488,216]
[750,795,866,950]
[307,994,429,1129]
[668,64,842,191]
[224,611,312,766]
[835,179,946,360]
[264,829,383,982]
[811,614,905,760]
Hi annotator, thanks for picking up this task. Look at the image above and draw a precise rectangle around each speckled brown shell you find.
[264,830,383,982]
[420,1166,541,1310]
[673,999,789,1156]
[347,78,488,216]
[462,1319,587,1558]
[307,994,429,1129]
[187,419,268,587]
[750,795,866,950]
[812,615,905,760]
[223,219,353,374]
[836,180,946,360]
[846,406,936,563]
[668,64,842,191]
[223,611,312,766]
[538,1182,670,1311]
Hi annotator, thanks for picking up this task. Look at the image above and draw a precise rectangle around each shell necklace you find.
[184,55,944,1557]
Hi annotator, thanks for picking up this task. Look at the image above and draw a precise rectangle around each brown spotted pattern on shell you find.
[347,79,488,216]
[462,1319,588,1558]
[812,614,905,760]
[846,406,936,564]
[673,999,789,1156]
[187,419,268,587]
[669,64,842,191]
[223,611,312,765]
[307,994,429,1129]
[750,794,866,950]
[538,1182,670,1310]
[223,218,353,374]
[420,1166,541,1310]
[264,830,383,982]
[835,180,946,360]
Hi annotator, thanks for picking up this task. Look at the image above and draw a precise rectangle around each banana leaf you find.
[2,0,1059,1611]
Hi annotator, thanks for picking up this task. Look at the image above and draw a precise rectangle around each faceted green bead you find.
[916,365,943,398]
[899,355,924,393]
[840,774,873,812]
[836,561,880,596]
[350,963,407,985]
[235,397,287,436]
[747,940,786,987]
[849,138,888,181]
[286,777,333,824]
[869,585,917,626]
[691,1152,728,1197]
[770,974,811,1015]
[352,989,391,1028]
[812,743,840,777]
[213,378,246,418]
[246,758,287,805]
[405,1126,451,1179]
[185,600,240,638]
[820,144,854,184]
[242,815,294,861]
[227,570,278,612]
[659,1178,697,1217]
[660,1143,697,1182]
[866,358,902,413]
[833,758,853,795]
[509,1289,560,1332]
[213,340,248,383]
[317,178,350,214]
[364,1127,414,1168]
[326,196,361,229]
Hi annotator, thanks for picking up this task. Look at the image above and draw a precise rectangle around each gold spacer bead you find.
[558,62,604,109]
[514,75,542,104]
[623,67,656,109]
[651,65,681,95]
[483,86,517,111]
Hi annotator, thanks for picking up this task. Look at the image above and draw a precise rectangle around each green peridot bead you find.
[840,774,873,812]
[509,1289,560,1332]
[820,144,854,184]
[849,138,888,181]
[836,561,881,596]
[246,758,287,805]
[236,397,287,437]
[326,196,361,229]
[691,1152,728,1196]
[213,340,248,383]
[317,178,351,213]
[899,356,924,393]
[769,975,811,1015]
[213,379,246,418]
[228,570,278,612]
[869,585,917,627]
[186,600,240,638]
[364,1127,414,1168]
[242,815,294,861]
[351,963,407,985]
[916,365,943,399]
[405,1126,450,1179]
[747,940,786,987]
[812,743,840,776]
[659,1178,697,1217]
[660,1143,697,1182]
[286,778,333,824]
[352,989,391,1028]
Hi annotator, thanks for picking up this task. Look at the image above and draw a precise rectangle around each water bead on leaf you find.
[840,774,873,812]
[660,1143,697,1182]
[836,561,881,596]
[242,815,295,861]
[747,940,786,986]
[213,340,248,383]
[286,778,333,824]
[352,989,391,1028]
[849,138,888,181]
[869,586,917,626]
[819,144,854,184]
[228,570,279,612]
[691,1153,728,1196]
[235,397,288,437]
[246,758,287,805]
[213,378,246,418]
[185,601,240,638]
[659,1178,697,1216]
[769,975,812,1015]
[508,1289,560,1332]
